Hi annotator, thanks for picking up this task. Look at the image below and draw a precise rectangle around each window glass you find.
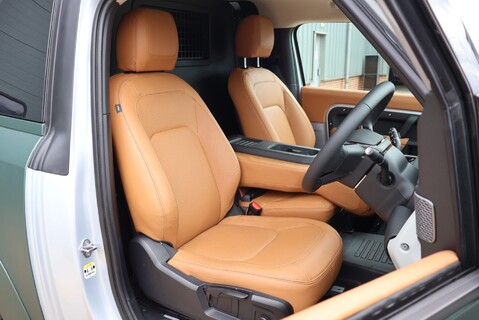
[297,22,404,91]
[0,0,53,121]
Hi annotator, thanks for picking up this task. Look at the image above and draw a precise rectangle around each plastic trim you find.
[130,235,293,320]
[229,135,318,164]
[350,261,460,319]
[28,0,81,175]
[387,211,421,269]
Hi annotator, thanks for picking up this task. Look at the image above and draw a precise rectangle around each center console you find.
[229,135,370,215]
[228,135,319,165]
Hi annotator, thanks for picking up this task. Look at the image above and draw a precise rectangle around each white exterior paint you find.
[25,0,121,318]
[388,212,422,269]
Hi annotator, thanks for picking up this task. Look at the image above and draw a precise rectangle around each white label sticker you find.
[83,262,96,279]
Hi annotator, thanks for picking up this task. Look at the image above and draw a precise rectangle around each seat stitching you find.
[185,222,331,265]
[194,104,224,222]
[240,70,275,140]
[277,74,315,146]
[184,232,280,262]
[117,76,169,241]
[118,74,207,245]
[221,217,322,231]
[172,241,341,285]
[221,221,340,274]
[136,89,186,245]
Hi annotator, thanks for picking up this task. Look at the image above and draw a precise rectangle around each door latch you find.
[80,239,98,258]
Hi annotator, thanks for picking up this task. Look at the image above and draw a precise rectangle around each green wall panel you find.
[0,116,44,319]
[0,260,30,320]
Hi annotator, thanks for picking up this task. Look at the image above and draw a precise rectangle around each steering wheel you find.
[302,81,396,192]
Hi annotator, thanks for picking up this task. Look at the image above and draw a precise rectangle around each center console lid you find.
[229,135,319,165]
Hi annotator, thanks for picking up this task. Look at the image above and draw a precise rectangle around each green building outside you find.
[297,22,390,90]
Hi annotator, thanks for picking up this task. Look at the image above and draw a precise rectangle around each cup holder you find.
[270,144,319,156]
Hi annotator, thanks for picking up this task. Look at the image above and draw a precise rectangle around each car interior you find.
[105,0,461,319]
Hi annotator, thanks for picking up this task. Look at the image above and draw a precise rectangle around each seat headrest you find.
[116,8,178,72]
[235,15,274,58]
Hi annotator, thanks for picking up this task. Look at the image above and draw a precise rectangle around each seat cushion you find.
[241,191,336,221]
[168,215,342,312]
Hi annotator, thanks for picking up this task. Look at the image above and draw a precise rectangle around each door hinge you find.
[80,239,98,258]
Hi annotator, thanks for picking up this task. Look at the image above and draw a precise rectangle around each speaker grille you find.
[415,192,436,243]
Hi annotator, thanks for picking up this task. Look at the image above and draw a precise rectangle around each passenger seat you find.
[110,8,342,315]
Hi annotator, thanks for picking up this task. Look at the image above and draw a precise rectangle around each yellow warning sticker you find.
[83,262,96,279]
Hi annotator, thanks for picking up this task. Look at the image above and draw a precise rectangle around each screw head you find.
[400,243,410,251]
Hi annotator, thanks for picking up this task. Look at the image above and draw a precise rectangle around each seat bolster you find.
[168,216,342,312]
[228,68,278,141]
[110,73,179,243]
[278,77,316,147]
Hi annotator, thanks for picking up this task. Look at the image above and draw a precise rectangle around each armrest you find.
[236,153,306,192]
[236,153,370,215]
[286,251,458,319]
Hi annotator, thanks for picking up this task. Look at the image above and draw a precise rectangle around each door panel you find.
[301,86,422,153]
[327,105,420,155]
[301,86,422,123]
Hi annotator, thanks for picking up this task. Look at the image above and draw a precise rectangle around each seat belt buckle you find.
[246,201,262,216]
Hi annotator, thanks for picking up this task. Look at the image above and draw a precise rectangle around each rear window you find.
[0,0,53,121]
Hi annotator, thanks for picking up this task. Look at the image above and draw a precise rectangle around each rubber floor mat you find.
[341,232,395,273]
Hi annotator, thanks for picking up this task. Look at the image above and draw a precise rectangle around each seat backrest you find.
[110,8,241,248]
[228,15,316,147]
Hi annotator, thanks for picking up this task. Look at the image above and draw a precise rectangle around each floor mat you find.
[341,232,395,273]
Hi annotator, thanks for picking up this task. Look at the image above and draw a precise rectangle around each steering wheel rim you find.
[302,81,396,192]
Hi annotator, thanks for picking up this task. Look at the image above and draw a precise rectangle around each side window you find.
[297,22,400,91]
[0,0,54,121]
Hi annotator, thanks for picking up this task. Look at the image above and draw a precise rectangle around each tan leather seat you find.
[229,15,371,217]
[229,15,316,147]
[227,16,336,221]
[110,8,342,313]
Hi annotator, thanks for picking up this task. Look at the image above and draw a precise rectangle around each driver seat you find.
[228,15,316,147]
[110,8,342,315]
[229,15,370,216]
